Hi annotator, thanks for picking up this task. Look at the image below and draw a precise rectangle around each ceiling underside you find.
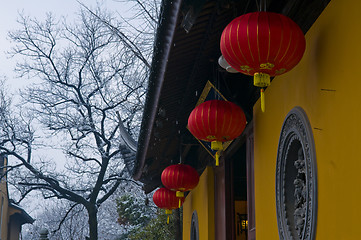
[135,0,330,193]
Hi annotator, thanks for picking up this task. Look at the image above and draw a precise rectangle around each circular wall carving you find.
[276,107,317,240]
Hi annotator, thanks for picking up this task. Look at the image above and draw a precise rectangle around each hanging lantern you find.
[220,11,306,112]
[161,164,199,207]
[153,187,184,224]
[188,99,246,166]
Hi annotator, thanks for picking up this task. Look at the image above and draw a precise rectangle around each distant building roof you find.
[9,200,35,225]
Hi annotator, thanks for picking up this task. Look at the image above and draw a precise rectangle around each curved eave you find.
[133,0,183,180]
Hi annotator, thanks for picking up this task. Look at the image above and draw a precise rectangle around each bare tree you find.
[21,200,89,240]
[21,191,134,240]
[0,2,159,239]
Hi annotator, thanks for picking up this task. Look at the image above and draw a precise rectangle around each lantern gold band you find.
[165,209,172,215]
[176,191,184,198]
[254,72,270,88]
[211,141,223,151]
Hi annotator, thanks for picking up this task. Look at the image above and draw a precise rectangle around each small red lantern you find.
[220,12,306,112]
[161,164,199,207]
[188,100,246,166]
[153,187,184,224]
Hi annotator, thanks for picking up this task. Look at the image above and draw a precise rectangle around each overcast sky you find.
[0,0,125,91]
[0,1,142,219]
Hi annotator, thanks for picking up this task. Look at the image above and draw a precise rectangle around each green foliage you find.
[127,210,176,240]
[116,194,151,226]
[116,194,177,240]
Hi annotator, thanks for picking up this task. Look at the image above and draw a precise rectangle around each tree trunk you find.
[87,205,98,240]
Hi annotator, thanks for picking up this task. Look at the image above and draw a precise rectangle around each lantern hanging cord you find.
[179,140,183,164]
[257,0,267,11]
[264,0,267,11]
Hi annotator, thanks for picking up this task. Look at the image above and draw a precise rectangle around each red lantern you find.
[153,187,184,224]
[220,12,306,112]
[161,164,199,207]
[188,100,246,166]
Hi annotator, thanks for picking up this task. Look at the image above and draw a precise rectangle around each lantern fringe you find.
[211,141,223,166]
[165,209,172,224]
[254,73,269,112]
[215,151,220,166]
[261,88,265,112]
[176,191,184,207]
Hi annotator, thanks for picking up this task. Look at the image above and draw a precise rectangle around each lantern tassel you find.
[176,191,184,208]
[211,141,223,166]
[165,209,172,224]
[215,151,220,166]
[261,88,265,112]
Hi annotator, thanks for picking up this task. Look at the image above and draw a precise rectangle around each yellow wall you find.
[254,0,361,239]
[183,166,215,240]
[0,183,8,240]
[0,157,9,240]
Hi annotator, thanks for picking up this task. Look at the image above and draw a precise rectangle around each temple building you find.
[128,0,360,239]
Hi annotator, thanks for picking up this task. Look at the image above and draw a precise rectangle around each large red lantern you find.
[161,164,199,207]
[220,12,306,112]
[153,187,184,224]
[188,99,246,166]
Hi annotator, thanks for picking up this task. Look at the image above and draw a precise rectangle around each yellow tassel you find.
[165,209,172,224]
[211,141,223,167]
[215,151,220,166]
[261,88,265,112]
[176,191,184,208]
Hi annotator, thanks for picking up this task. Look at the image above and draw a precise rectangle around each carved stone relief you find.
[190,211,199,240]
[276,107,317,240]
